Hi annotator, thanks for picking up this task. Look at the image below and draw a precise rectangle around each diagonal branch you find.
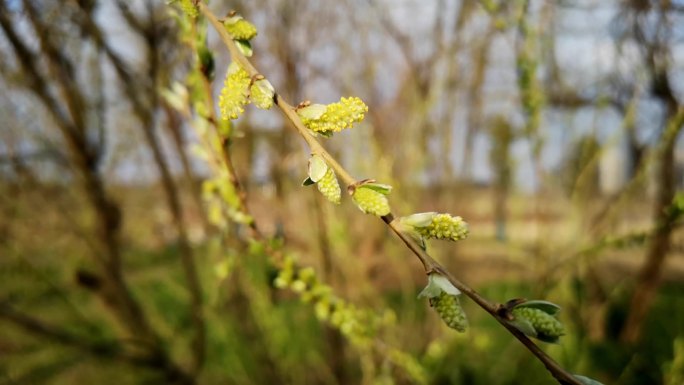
[199,4,582,385]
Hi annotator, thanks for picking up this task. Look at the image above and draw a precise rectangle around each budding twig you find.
[198,3,581,384]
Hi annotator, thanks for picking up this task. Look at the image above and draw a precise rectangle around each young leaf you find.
[235,39,253,57]
[399,212,437,228]
[418,273,461,298]
[297,104,327,120]
[360,182,392,195]
[514,300,562,316]
[308,155,328,183]
[574,375,605,385]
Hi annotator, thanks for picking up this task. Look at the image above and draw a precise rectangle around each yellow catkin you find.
[218,63,250,120]
[352,187,390,216]
[316,168,341,204]
[298,97,368,135]
[417,213,468,241]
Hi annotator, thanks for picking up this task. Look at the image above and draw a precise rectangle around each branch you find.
[2,5,190,381]
[0,3,157,345]
[199,4,582,385]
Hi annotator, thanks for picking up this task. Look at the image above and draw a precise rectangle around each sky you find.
[1,0,683,192]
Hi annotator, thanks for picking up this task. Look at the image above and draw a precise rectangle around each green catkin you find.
[316,168,341,204]
[352,187,390,216]
[512,307,565,339]
[416,213,468,241]
[431,292,467,332]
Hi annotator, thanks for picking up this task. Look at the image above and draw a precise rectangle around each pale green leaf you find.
[514,300,562,315]
[297,104,326,120]
[399,212,437,228]
[235,39,253,57]
[308,155,328,182]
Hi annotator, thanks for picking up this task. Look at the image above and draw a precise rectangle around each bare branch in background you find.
[0,2,190,382]
[73,1,206,373]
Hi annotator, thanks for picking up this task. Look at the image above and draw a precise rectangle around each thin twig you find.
[199,3,581,384]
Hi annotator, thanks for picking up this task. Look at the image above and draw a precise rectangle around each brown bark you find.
[619,0,682,343]
[620,106,683,343]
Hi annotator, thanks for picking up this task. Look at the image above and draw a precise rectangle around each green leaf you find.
[399,212,436,228]
[535,333,561,344]
[308,155,328,183]
[360,182,392,195]
[198,46,215,79]
[297,104,327,120]
[235,39,253,57]
[573,375,605,385]
[302,177,315,186]
[514,300,561,315]
[224,15,243,26]
[418,273,460,299]
[432,274,460,295]
[509,318,537,337]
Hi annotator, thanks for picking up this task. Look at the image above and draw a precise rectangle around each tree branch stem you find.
[199,4,581,384]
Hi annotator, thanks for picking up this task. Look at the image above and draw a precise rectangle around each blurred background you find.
[1,0,684,384]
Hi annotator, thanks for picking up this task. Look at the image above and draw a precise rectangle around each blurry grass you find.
[2,183,683,384]
[2,239,683,384]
